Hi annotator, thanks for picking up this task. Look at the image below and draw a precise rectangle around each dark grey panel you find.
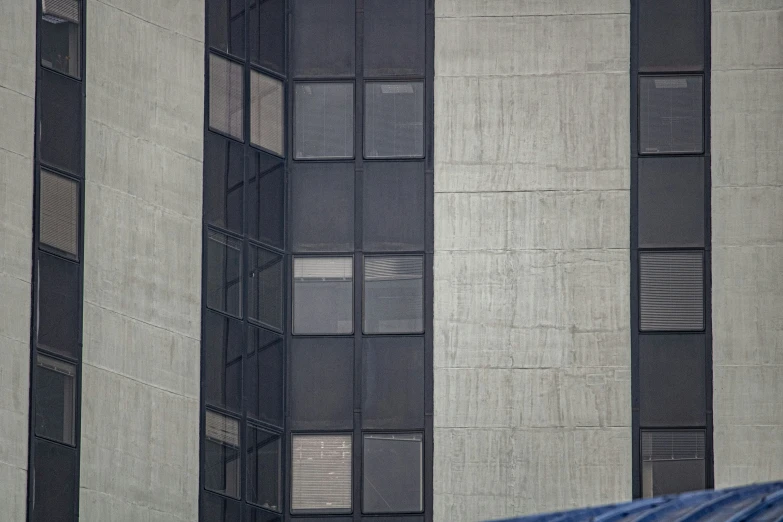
[293,257,353,335]
[639,0,704,71]
[249,0,284,74]
[365,82,424,159]
[364,256,424,334]
[246,505,283,522]
[35,354,76,445]
[208,0,245,58]
[643,459,706,498]
[248,245,284,331]
[364,0,425,76]
[291,434,353,512]
[204,132,244,234]
[32,438,76,522]
[40,4,81,78]
[363,433,423,514]
[292,0,355,77]
[37,252,80,358]
[363,162,425,251]
[204,310,242,413]
[291,163,354,252]
[202,491,241,522]
[294,83,354,159]
[39,68,82,175]
[362,337,424,429]
[248,151,284,249]
[206,229,242,317]
[639,251,704,331]
[210,53,244,140]
[247,426,282,512]
[204,410,242,499]
[639,334,706,427]
[246,325,284,427]
[638,157,705,248]
[39,169,80,257]
[290,338,353,429]
[640,76,703,154]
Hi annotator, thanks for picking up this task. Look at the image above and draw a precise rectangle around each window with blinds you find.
[250,70,284,155]
[34,354,76,445]
[41,0,81,78]
[294,83,354,159]
[39,170,79,257]
[364,256,424,334]
[210,53,244,140]
[639,76,703,154]
[291,434,352,512]
[642,430,706,498]
[364,82,424,158]
[205,410,241,499]
[639,251,704,331]
[293,256,353,334]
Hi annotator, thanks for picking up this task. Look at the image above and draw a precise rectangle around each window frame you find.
[361,431,425,515]
[363,79,426,160]
[292,80,357,161]
[291,255,355,336]
[289,431,354,515]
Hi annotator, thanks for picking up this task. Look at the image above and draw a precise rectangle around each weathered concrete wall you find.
[711,0,783,487]
[0,1,36,520]
[81,0,204,519]
[433,1,632,520]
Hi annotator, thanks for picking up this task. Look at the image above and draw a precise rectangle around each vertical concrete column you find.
[711,0,783,487]
[80,1,204,519]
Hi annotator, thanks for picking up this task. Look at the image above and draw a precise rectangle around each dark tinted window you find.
[290,338,353,429]
[206,229,242,317]
[204,410,241,498]
[639,0,704,71]
[37,252,80,358]
[642,430,706,498]
[293,257,353,335]
[363,162,425,251]
[291,163,354,252]
[39,68,82,175]
[248,245,284,331]
[202,491,241,522]
[247,151,284,249]
[292,0,355,77]
[32,438,77,522]
[40,0,81,78]
[249,0,285,74]
[208,0,245,57]
[364,0,425,76]
[35,355,76,445]
[246,506,282,522]
[39,169,80,257]
[204,133,244,234]
[363,433,423,513]
[247,426,282,512]
[363,337,424,429]
[291,434,352,513]
[364,256,424,334]
[365,82,424,158]
[210,54,244,140]
[250,70,284,156]
[639,76,703,154]
[638,157,705,248]
[246,326,284,427]
[294,83,354,159]
[639,251,704,332]
[204,310,243,412]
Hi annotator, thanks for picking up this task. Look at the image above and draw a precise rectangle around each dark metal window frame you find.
[292,79,358,161]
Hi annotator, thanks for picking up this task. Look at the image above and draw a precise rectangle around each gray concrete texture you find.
[711,0,783,487]
[433,1,632,520]
[0,1,36,520]
[80,0,204,520]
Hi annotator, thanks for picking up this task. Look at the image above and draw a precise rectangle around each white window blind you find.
[291,434,352,511]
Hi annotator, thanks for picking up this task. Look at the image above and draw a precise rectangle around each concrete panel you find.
[97,0,204,42]
[712,9,783,70]
[0,151,34,283]
[0,0,36,97]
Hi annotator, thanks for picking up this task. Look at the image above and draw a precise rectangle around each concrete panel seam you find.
[93,0,204,44]
[82,300,200,343]
[82,361,198,399]
[86,119,204,165]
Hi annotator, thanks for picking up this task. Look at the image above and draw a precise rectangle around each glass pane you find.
[639,76,703,154]
[204,410,241,499]
[210,54,244,140]
[39,169,79,257]
[204,132,244,234]
[245,326,284,427]
[292,0,355,77]
[291,163,354,252]
[363,162,425,251]
[247,426,282,512]
[41,0,81,78]
[249,0,285,74]
[37,252,80,358]
[639,251,704,331]
[639,0,704,72]
[208,0,245,58]
[247,151,285,249]
[293,257,353,335]
[365,82,424,159]
[363,433,423,514]
[364,0,425,76]
[248,245,284,331]
[642,430,706,498]
[291,434,352,513]
[204,310,242,412]
[363,256,423,334]
[32,438,77,522]
[201,491,241,522]
[39,68,82,175]
[250,71,284,155]
[206,229,242,317]
[294,83,354,160]
[35,355,76,445]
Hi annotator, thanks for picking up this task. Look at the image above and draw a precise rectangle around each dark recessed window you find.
[39,169,79,257]
[363,162,425,251]
[39,68,82,175]
[208,0,245,58]
[204,410,241,499]
[291,163,354,252]
[292,0,355,77]
[210,54,244,140]
[41,0,81,78]
[35,354,76,445]
[639,76,703,154]
[246,505,283,522]
[202,491,241,522]
[245,326,284,428]
[206,229,242,317]
[248,244,284,331]
[294,83,354,160]
[642,430,706,498]
[639,0,704,72]
[291,434,352,513]
[363,433,423,514]
[248,152,285,249]
[203,310,242,413]
[32,438,77,522]
[364,0,425,76]
[249,0,285,74]
[246,426,282,512]
[204,133,244,234]
[639,251,704,332]
[365,82,424,159]
[37,252,80,359]
[364,256,424,334]
[293,257,353,335]
[250,70,284,156]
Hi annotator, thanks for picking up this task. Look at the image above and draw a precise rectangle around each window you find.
[642,430,706,498]
[35,355,76,445]
[294,83,354,160]
[364,256,424,334]
[291,434,352,513]
[37,252,80,358]
[364,0,425,76]
[39,169,79,257]
[247,152,285,249]
[639,76,703,154]
[245,326,284,427]
[207,0,245,58]
[249,0,285,74]
[204,133,244,234]
[246,426,282,512]
[206,230,242,317]
[292,0,355,77]
[246,505,282,522]
[248,244,283,331]
[639,251,704,331]
[210,54,244,140]
[363,162,425,251]
[41,0,81,78]
[39,68,82,175]
[291,163,354,252]
[250,70,284,156]
[365,82,424,158]
[32,438,77,522]
[202,491,241,522]
[293,257,353,335]
[204,410,241,499]
[363,433,423,513]
[639,0,704,72]
[203,310,242,412]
